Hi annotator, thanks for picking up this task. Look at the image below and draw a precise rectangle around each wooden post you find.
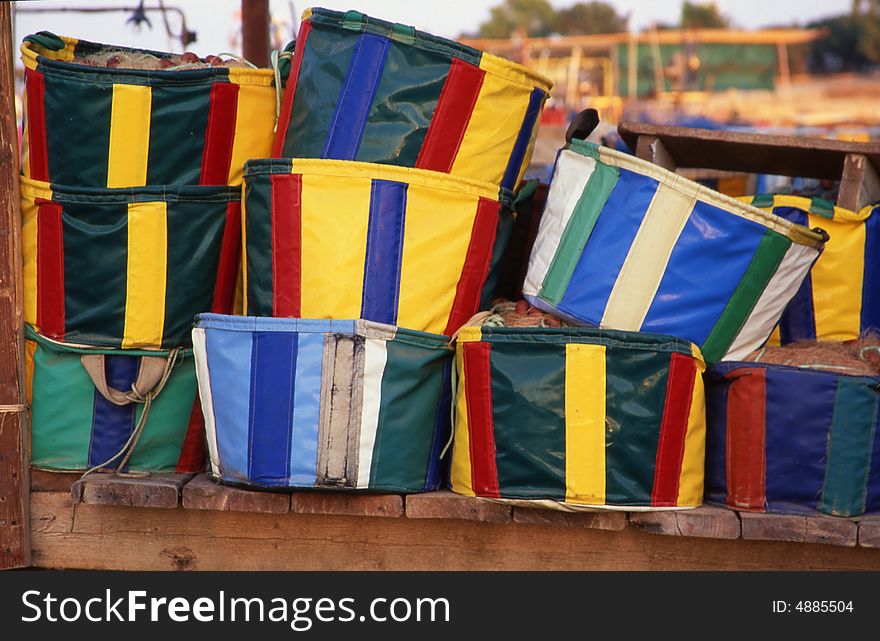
[838,153,880,212]
[0,2,31,570]
[241,0,270,68]
[634,134,677,171]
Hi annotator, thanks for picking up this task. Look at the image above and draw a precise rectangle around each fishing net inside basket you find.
[745,334,880,376]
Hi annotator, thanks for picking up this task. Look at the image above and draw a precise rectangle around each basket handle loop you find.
[565,108,600,144]
[80,353,174,406]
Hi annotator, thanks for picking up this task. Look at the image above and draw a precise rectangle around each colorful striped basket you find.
[20,32,275,187]
[273,8,552,189]
[21,177,241,349]
[26,325,204,473]
[192,314,452,492]
[450,324,706,510]
[706,361,880,518]
[243,159,513,337]
[743,195,880,344]
[522,140,828,364]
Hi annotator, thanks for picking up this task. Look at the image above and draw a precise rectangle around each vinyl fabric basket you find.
[706,361,880,518]
[523,140,828,364]
[21,177,241,349]
[273,8,552,190]
[243,158,513,337]
[21,32,275,187]
[450,324,707,510]
[25,325,204,473]
[193,314,452,492]
[742,195,880,344]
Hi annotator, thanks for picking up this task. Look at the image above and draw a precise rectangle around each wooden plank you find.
[71,473,193,509]
[634,134,676,171]
[241,0,270,68]
[405,490,511,524]
[0,2,30,570]
[182,474,289,514]
[290,492,403,518]
[512,506,626,531]
[804,515,858,547]
[30,492,880,570]
[838,153,880,212]
[618,121,880,180]
[858,517,880,548]
[741,511,858,547]
[629,505,741,540]
[30,469,81,493]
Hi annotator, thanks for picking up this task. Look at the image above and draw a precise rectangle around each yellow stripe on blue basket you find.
[106,84,152,188]
[808,212,865,341]
[564,343,606,505]
[299,173,370,319]
[122,201,167,348]
[397,184,480,335]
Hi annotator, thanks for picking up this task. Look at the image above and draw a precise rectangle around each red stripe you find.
[415,59,485,173]
[271,21,312,158]
[650,352,697,507]
[25,68,49,181]
[199,81,239,185]
[270,173,302,317]
[442,197,498,336]
[211,202,242,313]
[176,396,207,473]
[726,369,767,511]
[463,342,500,497]
[36,199,65,339]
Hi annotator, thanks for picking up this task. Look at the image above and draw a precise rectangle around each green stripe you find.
[62,201,128,347]
[539,161,619,304]
[810,197,835,219]
[146,82,211,185]
[243,176,275,316]
[750,193,774,209]
[490,342,566,499]
[701,230,791,363]
[127,360,198,472]
[369,338,449,491]
[819,378,880,517]
[43,72,112,186]
[355,40,451,166]
[162,200,227,348]
[604,344,671,505]
[282,23,357,158]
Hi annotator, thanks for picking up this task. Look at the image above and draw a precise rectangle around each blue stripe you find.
[205,326,253,480]
[764,367,836,514]
[289,332,324,485]
[500,87,544,190]
[773,208,816,343]
[321,33,391,160]
[704,368,730,505]
[425,356,453,490]
[248,332,297,486]
[861,207,880,334]
[641,200,767,346]
[88,355,139,468]
[197,313,355,335]
[557,169,656,324]
[361,179,407,324]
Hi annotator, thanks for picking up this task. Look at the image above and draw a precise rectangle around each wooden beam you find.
[183,474,290,514]
[241,0,270,68]
[838,153,880,211]
[619,121,880,180]
[634,134,677,171]
[629,505,741,540]
[71,473,193,509]
[0,2,30,571]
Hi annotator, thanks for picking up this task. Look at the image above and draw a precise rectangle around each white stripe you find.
[723,242,819,361]
[356,337,388,488]
[522,149,596,297]
[192,327,221,477]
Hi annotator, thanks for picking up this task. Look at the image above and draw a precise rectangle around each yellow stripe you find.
[122,202,167,348]
[602,183,695,330]
[21,89,31,179]
[21,194,38,326]
[449,348,475,497]
[25,340,36,407]
[455,326,483,344]
[450,59,532,186]
[299,174,370,319]
[564,343,606,505]
[106,84,151,188]
[676,364,707,506]
[809,212,865,341]
[226,81,275,185]
[397,185,479,334]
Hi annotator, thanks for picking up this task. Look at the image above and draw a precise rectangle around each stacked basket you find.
[192,8,552,492]
[20,32,276,474]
